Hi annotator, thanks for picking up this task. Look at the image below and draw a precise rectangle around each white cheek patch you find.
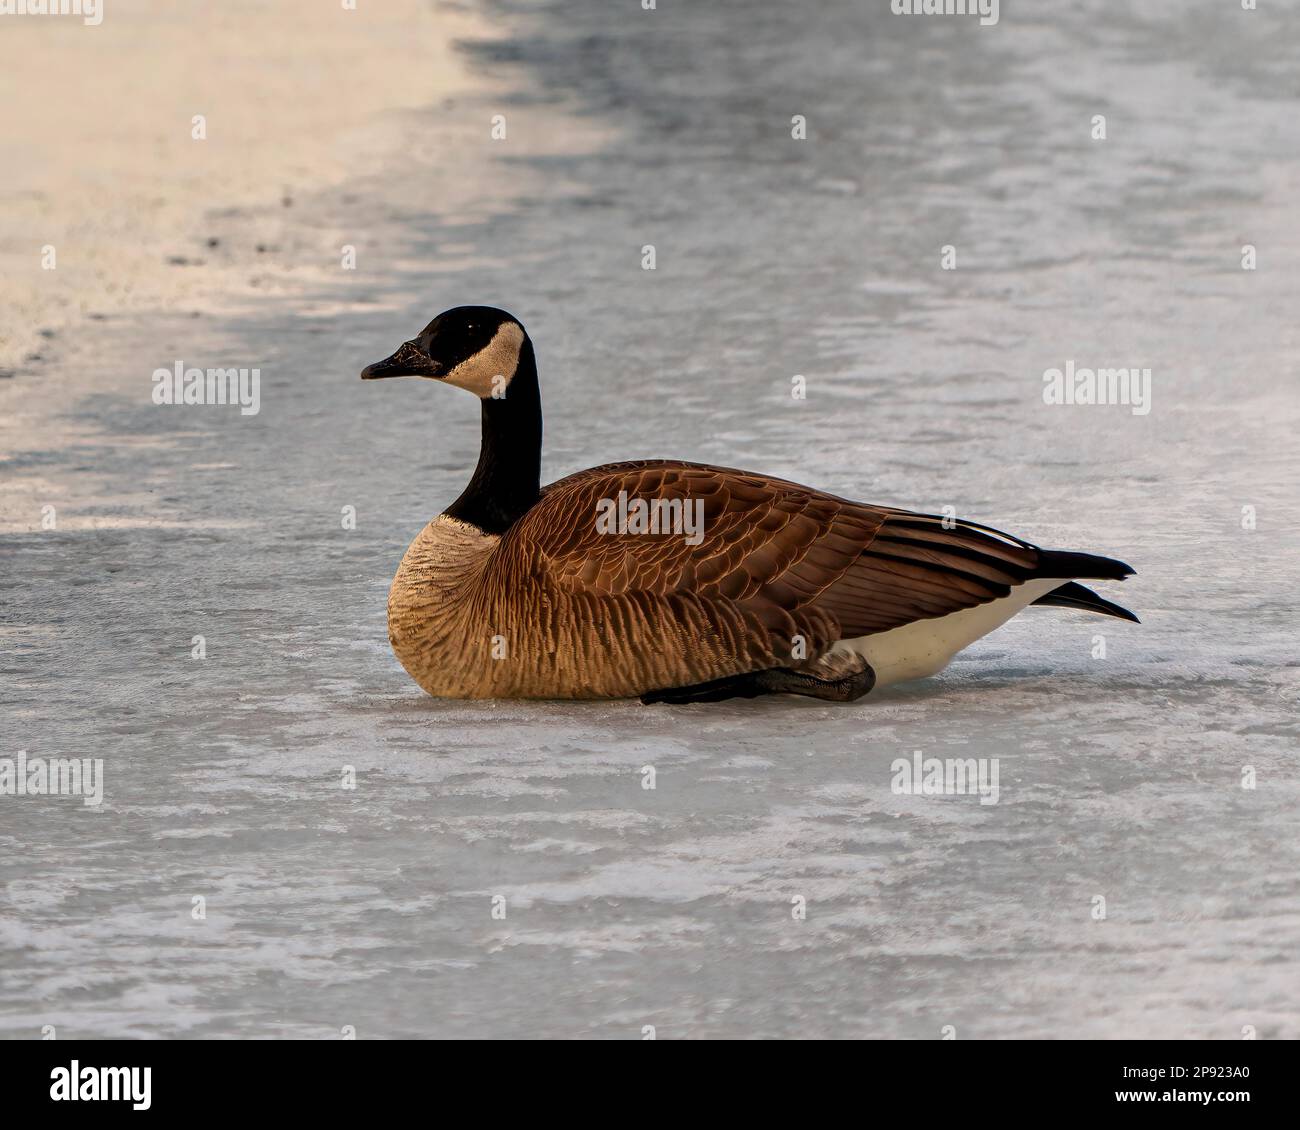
[443,321,524,398]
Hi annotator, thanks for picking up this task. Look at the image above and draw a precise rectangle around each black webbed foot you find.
[639,661,875,705]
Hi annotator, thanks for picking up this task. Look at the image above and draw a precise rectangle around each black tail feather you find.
[1036,549,1135,581]
[1033,580,1139,623]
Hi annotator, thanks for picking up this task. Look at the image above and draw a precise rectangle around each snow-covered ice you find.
[1,0,1297,1038]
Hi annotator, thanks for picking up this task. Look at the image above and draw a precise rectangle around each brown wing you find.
[816,510,1041,635]
[510,460,1044,663]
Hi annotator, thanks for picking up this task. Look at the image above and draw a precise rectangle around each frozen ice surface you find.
[1,0,1297,1038]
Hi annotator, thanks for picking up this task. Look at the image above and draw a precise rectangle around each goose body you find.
[364,307,1136,703]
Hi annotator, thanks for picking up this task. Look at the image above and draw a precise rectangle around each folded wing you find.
[507,461,1081,665]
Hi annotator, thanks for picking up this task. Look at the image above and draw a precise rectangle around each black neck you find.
[444,337,542,535]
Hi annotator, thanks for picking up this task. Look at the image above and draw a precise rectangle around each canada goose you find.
[362,305,1136,704]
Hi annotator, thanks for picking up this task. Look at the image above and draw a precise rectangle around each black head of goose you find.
[362,305,1136,703]
[363,305,541,535]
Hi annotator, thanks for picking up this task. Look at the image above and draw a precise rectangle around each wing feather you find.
[504,461,1049,665]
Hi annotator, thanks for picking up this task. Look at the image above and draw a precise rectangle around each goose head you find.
[360,305,527,399]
